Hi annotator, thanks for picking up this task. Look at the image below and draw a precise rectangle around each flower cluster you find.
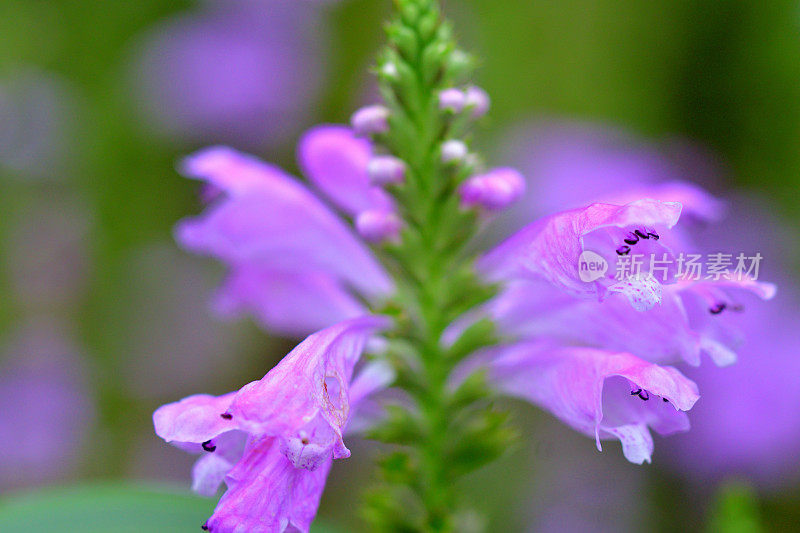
[154,1,775,531]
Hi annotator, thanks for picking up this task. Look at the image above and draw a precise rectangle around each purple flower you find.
[298,125,393,215]
[450,122,777,463]
[154,316,390,531]
[175,138,394,336]
[469,120,782,467]
[131,0,332,148]
[484,274,774,369]
[480,199,683,310]
[659,199,800,488]
[0,321,94,489]
[483,341,699,464]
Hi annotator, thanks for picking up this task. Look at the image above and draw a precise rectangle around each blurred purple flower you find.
[661,199,800,489]
[175,131,393,337]
[0,321,93,489]
[154,317,389,532]
[131,0,334,148]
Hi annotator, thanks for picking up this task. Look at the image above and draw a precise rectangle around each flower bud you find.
[356,209,402,242]
[441,140,468,164]
[438,88,466,113]
[464,86,490,118]
[351,105,390,136]
[380,62,399,81]
[368,155,406,185]
[459,168,525,210]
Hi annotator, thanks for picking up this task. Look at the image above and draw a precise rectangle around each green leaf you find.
[0,483,339,533]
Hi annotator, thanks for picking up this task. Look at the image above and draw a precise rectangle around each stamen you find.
[202,440,216,452]
[624,232,639,245]
[634,229,650,240]
[637,390,650,401]
[709,303,727,315]
[616,245,631,256]
[646,228,660,240]
[630,388,642,396]
[662,398,670,403]
[220,413,233,420]
[201,521,210,531]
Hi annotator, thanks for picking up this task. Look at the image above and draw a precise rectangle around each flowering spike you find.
[154,0,774,530]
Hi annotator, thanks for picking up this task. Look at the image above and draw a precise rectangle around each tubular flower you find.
[480,199,683,310]
[482,342,699,464]
[175,131,395,337]
[154,316,391,532]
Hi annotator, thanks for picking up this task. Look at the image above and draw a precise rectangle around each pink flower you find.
[480,341,699,464]
[154,316,391,532]
[175,134,395,337]
[480,199,683,310]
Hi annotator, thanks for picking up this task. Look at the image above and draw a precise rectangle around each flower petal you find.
[212,266,367,337]
[206,436,331,533]
[484,342,699,464]
[298,125,392,215]
[176,146,393,298]
[192,452,235,498]
[228,316,391,469]
[607,274,663,312]
[487,280,702,367]
[479,199,682,299]
[154,392,238,446]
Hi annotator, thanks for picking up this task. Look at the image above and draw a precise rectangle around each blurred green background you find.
[1,0,799,531]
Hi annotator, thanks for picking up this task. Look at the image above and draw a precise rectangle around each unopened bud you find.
[351,105,390,136]
[441,140,468,164]
[439,88,466,113]
[368,156,406,185]
[459,168,525,210]
[380,62,399,80]
[464,86,490,118]
[356,209,402,242]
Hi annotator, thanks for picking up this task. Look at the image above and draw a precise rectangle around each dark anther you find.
[630,388,642,396]
[616,245,631,256]
[301,437,310,445]
[647,230,660,240]
[663,398,670,403]
[201,521,210,531]
[202,440,216,452]
[638,390,650,401]
[624,233,639,245]
[220,413,233,420]
[709,303,727,315]
[634,229,650,240]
